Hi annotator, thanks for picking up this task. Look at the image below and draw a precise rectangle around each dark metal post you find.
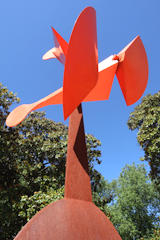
[65,104,92,202]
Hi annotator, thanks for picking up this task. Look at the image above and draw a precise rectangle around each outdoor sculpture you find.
[6,7,148,240]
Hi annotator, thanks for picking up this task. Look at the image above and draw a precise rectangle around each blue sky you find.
[0,0,159,181]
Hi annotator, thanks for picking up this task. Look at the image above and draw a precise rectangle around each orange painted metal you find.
[84,56,118,102]
[6,35,148,127]
[6,88,63,127]
[5,57,118,127]
[115,36,148,105]
[63,7,98,119]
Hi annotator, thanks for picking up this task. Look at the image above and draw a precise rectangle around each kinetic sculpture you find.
[6,7,148,240]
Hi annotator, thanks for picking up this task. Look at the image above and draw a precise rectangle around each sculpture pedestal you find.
[14,199,121,240]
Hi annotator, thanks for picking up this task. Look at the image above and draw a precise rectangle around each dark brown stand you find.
[65,104,92,201]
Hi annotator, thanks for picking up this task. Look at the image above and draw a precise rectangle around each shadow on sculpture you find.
[6,6,148,240]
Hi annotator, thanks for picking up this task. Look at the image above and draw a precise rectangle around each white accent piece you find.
[42,48,56,60]
[98,55,118,72]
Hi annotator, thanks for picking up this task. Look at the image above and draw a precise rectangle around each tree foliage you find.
[17,175,115,223]
[1,84,160,240]
[0,83,104,239]
[18,187,64,222]
[108,164,160,240]
[127,92,160,190]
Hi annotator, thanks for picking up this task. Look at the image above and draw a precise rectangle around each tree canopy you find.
[108,164,160,240]
[0,83,104,239]
[0,83,160,240]
[127,92,160,191]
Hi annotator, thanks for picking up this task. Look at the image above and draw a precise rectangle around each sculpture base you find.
[14,198,121,240]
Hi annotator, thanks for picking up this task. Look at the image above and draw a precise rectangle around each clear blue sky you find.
[0,0,159,181]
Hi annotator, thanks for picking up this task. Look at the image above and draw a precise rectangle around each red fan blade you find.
[115,36,148,105]
[63,7,98,120]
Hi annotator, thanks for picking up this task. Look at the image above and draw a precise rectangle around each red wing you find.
[6,26,148,127]
[63,7,98,120]
[116,36,148,105]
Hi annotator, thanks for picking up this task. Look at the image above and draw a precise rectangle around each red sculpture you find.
[6,6,148,240]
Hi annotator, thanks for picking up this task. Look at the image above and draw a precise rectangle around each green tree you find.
[17,174,114,222]
[109,163,160,240]
[140,218,160,240]
[0,83,21,239]
[127,92,160,190]
[0,83,105,239]
[92,174,117,216]
[18,187,64,222]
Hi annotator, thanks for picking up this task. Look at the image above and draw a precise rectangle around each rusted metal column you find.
[65,104,92,202]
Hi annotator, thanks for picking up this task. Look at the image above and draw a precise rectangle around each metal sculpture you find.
[6,6,148,240]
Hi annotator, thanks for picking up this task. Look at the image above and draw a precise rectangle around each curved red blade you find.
[116,36,148,105]
[63,7,98,120]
